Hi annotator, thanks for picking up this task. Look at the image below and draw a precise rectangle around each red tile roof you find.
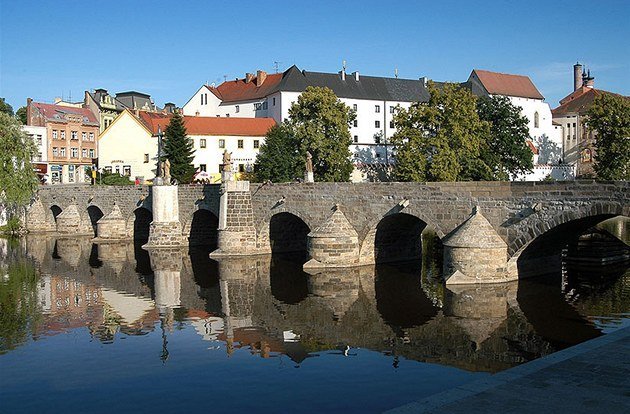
[472,69,545,100]
[526,140,539,155]
[206,72,284,103]
[552,88,626,117]
[32,101,99,125]
[137,111,275,136]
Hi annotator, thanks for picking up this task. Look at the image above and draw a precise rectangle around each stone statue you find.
[164,159,171,182]
[305,151,313,173]
[222,150,232,172]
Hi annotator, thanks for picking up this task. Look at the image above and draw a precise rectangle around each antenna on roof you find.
[342,60,347,71]
[69,90,72,102]
[273,61,282,73]
[223,75,227,82]
[395,68,398,79]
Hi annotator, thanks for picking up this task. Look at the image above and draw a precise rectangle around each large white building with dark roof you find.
[184,65,431,176]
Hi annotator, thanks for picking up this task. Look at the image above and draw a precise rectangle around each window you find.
[199,164,206,172]
[89,149,95,158]
[89,132,94,141]
[61,130,65,139]
[253,140,260,149]
[82,149,87,158]
[273,97,276,106]
[36,135,42,145]
[534,112,539,128]
[353,104,357,111]
[375,120,381,128]
[144,153,149,163]
[201,93,208,105]
[52,130,58,140]
[237,139,244,149]
[375,105,380,113]
[219,139,225,148]
[389,121,394,129]
[353,120,358,127]
[201,94,204,105]
[239,164,245,173]
[200,138,207,148]
[115,166,120,174]
[60,147,66,157]
[353,135,358,143]
[52,147,58,157]
[71,131,78,140]
[104,166,112,173]
[123,165,131,176]
[82,132,87,141]
[235,105,240,113]
[226,114,230,117]
[70,147,78,158]
[254,102,262,111]
[375,134,381,144]
[389,106,395,114]
[262,101,268,110]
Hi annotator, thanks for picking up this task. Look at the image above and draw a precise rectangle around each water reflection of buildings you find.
[21,234,628,372]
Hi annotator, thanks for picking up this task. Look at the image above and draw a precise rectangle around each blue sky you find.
[1,0,629,111]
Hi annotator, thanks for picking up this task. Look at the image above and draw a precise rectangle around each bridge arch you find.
[257,209,312,254]
[508,202,626,277]
[86,205,105,236]
[50,205,63,223]
[129,207,153,242]
[184,208,219,248]
[359,210,440,265]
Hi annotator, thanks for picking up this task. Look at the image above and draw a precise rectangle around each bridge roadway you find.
[28,180,629,282]
[387,324,630,413]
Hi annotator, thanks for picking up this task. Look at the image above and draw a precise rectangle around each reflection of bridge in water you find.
[24,234,627,373]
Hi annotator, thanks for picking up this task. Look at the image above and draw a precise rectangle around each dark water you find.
[0,222,628,413]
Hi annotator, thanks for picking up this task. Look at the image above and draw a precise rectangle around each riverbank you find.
[387,325,630,413]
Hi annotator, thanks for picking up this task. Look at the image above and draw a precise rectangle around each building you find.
[84,89,167,133]
[26,99,99,184]
[551,63,628,177]
[183,65,430,172]
[465,69,568,180]
[21,125,49,183]
[97,109,274,182]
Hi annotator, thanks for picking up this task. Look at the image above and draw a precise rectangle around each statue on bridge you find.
[305,151,314,183]
[222,150,232,172]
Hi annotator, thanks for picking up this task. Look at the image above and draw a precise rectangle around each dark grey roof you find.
[115,91,156,111]
[276,65,430,102]
[87,90,127,111]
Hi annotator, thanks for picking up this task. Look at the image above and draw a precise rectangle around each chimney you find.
[585,69,595,88]
[256,70,267,87]
[339,70,346,81]
[573,62,583,91]
[419,76,428,86]
[245,73,254,83]
[353,71,360,81]
[164,102,176,113]
[26,98,32,126]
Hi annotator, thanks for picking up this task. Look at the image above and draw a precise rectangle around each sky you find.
[1,0,629,111]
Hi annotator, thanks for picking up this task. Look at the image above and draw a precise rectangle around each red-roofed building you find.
[552,63,629,177]
[98,109,274,182]
[26,98,99,184]
[467,69,567,180]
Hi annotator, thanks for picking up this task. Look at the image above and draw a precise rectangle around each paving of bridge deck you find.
[387,325,630,413]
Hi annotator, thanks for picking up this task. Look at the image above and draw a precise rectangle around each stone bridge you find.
[27,180,630,283]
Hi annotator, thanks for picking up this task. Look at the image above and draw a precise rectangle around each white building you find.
[466,69,569,180]
[22,125,49,183]
[183,65,430,176]
[97,109,274,182]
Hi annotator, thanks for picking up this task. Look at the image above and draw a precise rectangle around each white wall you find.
[190,134,265,177]
[514,164,576,181]
[22,125,47,163]
[182,86,222,117]
[98,112,157,181]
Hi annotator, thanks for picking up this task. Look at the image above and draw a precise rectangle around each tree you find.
[587,93,630,180]
[391,82,490,182]
[477,95,534,180]
[162,112,195,184]
[16,106,27,125]
[254,124,301,182]
[0,112,37,213]
[255,86,354,182]
[288,86,354,181]
[0,98,14,116]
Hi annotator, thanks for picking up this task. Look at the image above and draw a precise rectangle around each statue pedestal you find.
[305,171,314,183]
[144,185,185,248]
[221,170,234,182]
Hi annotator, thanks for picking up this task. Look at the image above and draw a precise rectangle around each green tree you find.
[290,86,354,181]
[391,82,490,181]
[0,112,37,214]
[254,86,354,182]
[16,106,27,125]
[477,95,534,180]
[0,98,14,116]
[587,93,630,180]
[163,112,195,184]
[254,124,301,182]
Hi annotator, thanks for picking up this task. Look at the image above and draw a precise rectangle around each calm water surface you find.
[0,221,628,413]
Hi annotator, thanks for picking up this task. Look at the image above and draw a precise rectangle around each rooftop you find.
[469,69,545,100]
[137,111,275,136]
